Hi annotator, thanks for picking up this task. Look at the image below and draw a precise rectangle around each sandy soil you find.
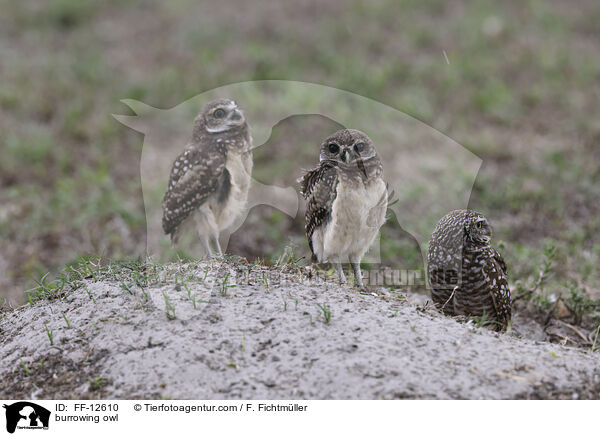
[1,260,598,400]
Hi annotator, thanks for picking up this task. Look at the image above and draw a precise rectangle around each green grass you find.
[219,273,236,297]
[316,303,332,325]
[162,291,176,320]
[44,325,54,346]
[20,359,30,376]
[62,313,72,328]
[89,376,105,392]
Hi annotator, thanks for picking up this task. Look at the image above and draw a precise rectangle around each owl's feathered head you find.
[462,211,493,246]
[319,129,377,164]
[194,98,247,135]
[318,129,382,182]
[434,209,493,248]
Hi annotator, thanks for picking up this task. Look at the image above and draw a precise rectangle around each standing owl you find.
[299,129,387,288]
[427,209,511,330]
[162,98,252,256]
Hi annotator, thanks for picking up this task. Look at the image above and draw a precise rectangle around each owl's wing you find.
[298,161,336,199]
[162,143,227,238]
[492,247,508,275]
[485,247,511,329]
[300,164,338,258]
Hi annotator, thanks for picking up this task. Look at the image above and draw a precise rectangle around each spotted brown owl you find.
[162,98,252,256]
[427,209,511,330]
[299,129,387,288]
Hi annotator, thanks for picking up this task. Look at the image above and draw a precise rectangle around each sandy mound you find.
[1,259,598,399]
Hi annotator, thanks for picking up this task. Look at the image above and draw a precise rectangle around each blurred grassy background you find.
[1,0,599,305]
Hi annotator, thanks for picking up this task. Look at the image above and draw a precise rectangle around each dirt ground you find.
[1,259,598,400]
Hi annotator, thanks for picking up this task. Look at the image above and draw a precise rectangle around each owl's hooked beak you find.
[340,147,358,163]
[230,108,243,121]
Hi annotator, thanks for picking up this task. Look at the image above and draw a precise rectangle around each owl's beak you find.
[340,147,358,163]
[230,108,243,121]
[341,148,350,163]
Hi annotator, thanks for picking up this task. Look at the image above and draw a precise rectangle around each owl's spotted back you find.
[427,209,511,330]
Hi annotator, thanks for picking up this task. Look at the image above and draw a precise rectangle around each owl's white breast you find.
[212,150,252,230]
[313,176,387,262]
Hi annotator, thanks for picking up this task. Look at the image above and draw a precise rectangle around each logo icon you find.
[3,402,50,434]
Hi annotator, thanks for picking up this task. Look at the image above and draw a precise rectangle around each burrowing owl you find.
[162,98,252,256]
[427,209,511,330]
[299,129,387,288]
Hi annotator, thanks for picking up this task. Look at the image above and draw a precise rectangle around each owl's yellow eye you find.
[328,143,339,154]
[214,108,226,118]
[476,221,483,229]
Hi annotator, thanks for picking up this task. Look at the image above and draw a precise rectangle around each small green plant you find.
[226,361,239,370]
[316,303,332,324]
[139,285,149,303]
[220,273,236,297]
[564,284,600,326]
[20,359,30,376]
[274,243,300,267]
[26,272,67,304]
[162,291,176,320]
[514,243,557,303]
[84,286,96,303]
[89,376,104,391]
[473,312,490,328]
[62,313,71,328]
[471,311,501,330]
[45,324,54,345]
[591,324,600,353]
[261,273,270,291]
[121,282,135,295]
[183,280,192,300]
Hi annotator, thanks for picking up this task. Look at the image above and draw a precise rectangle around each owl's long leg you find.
[200,236,213,258]
[210,234,223,256]
[350,260,364,289]
[333,262,346,284]
[194,209,217,258]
